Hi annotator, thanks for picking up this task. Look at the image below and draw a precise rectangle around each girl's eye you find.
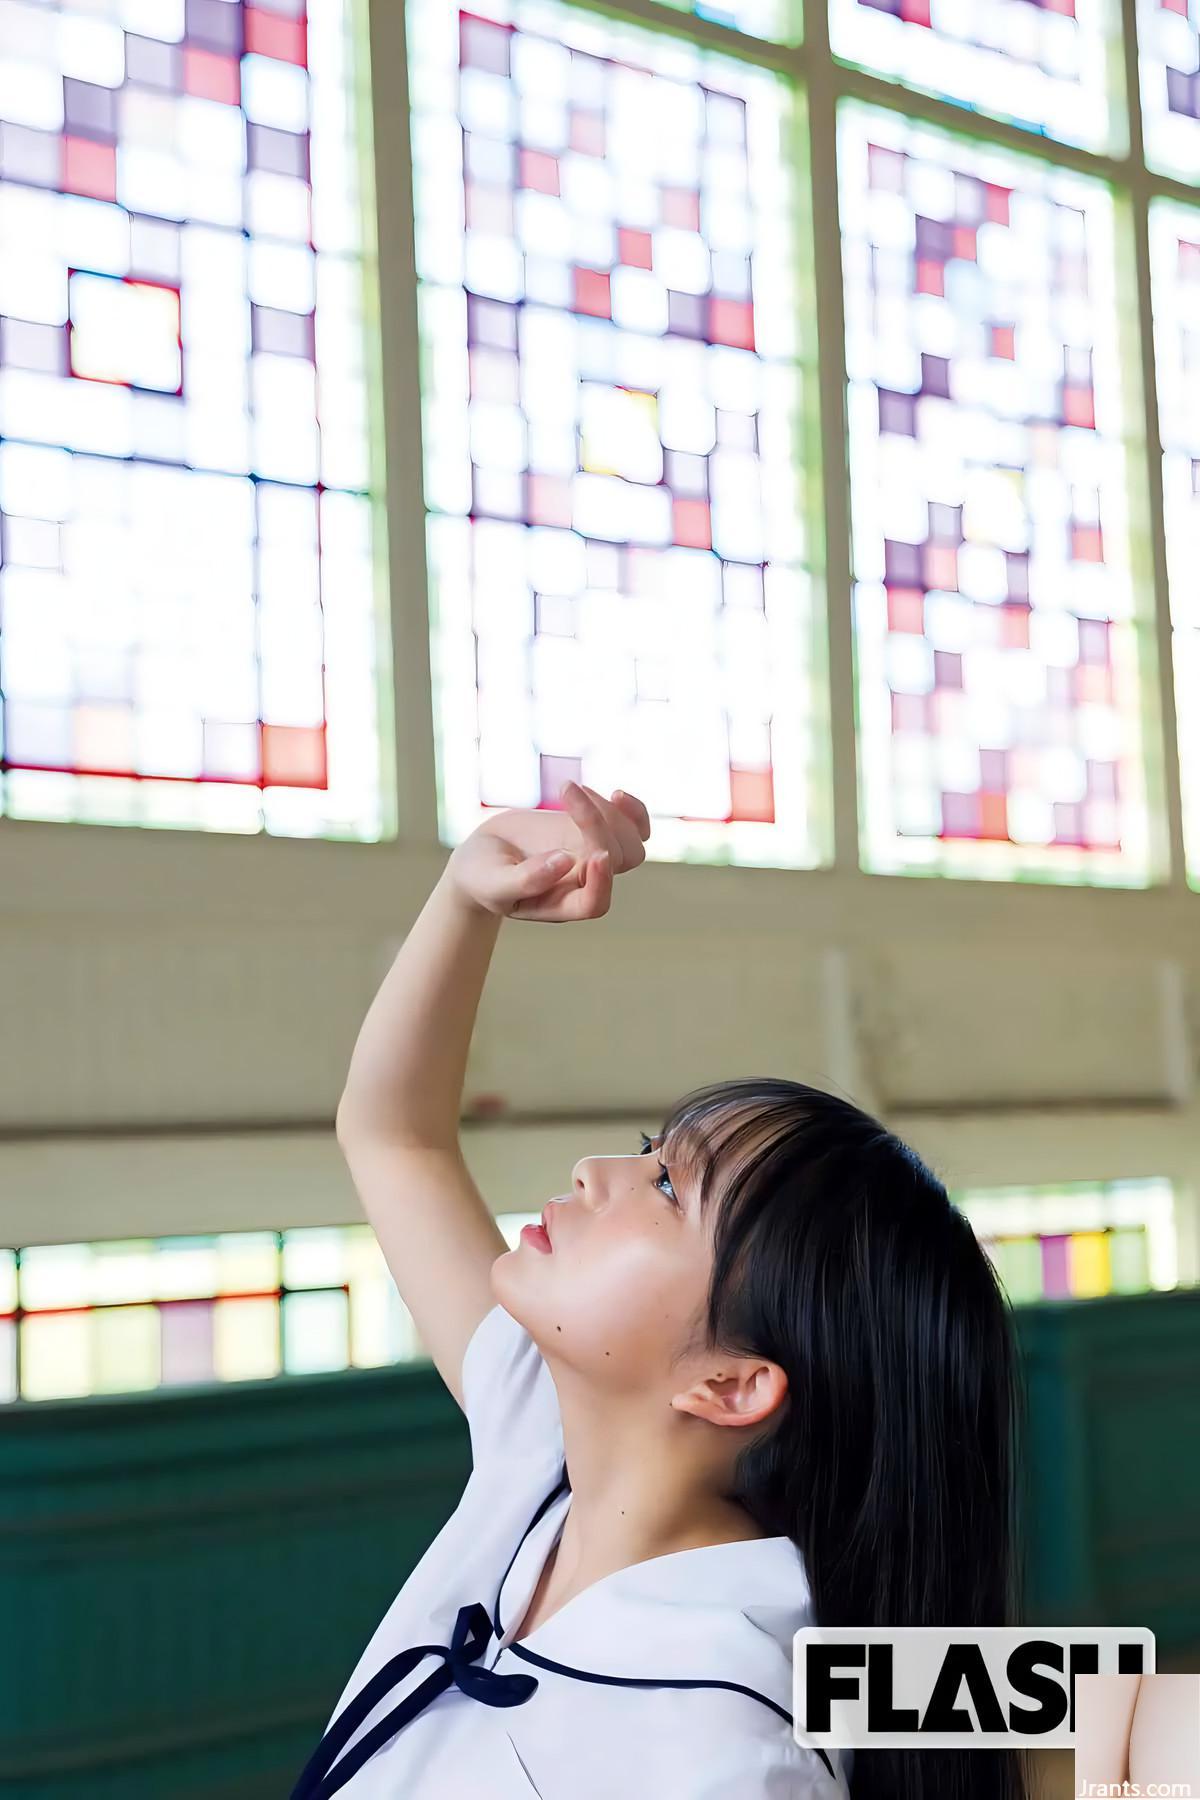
[638,1131,679,1207]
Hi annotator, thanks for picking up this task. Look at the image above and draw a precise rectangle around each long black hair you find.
[657,1076,1029,1800]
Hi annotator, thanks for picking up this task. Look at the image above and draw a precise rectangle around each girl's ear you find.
[670,1359,788,1429]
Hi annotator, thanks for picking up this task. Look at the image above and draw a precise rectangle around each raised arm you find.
[335,783,650,1406]
[334,869,511,1406]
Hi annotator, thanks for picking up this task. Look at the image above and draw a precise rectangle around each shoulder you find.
[460,1300,565,1472]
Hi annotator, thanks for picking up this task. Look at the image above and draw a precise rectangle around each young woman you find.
[291,782,1028,1800]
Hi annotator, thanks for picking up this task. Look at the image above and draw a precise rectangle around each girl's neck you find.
[545,1375,768,1604]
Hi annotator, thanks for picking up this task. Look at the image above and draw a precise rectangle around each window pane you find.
[956,1176,1178,1300]
[1149,200,1200,886]
[0,0,388,839]
[1139,0,1200,180]
[840,104,1159,884]
[831,0,1122,152]
[409,0,827,869]
[657,0,801,41]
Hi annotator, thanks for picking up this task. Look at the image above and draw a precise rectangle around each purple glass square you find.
[667,289,707,339]
[251,303,316,357]
[186,0,244,55]
[933,649,964,689]
[878,388,917,435]
[125,34,183,91]
[921,353,951,398]
[460,13,511,76]
[979,748,1009,790]
[884,538,924,588]
[161,1301,216,1386]
[1166,65,1193,116]
[63,78,117,142]
[247,123,310,181]
[466,293,518,352]
[928,501,963,543]
[1005,552,1030,601]
[941,791,981,836]
[915,215,954,261]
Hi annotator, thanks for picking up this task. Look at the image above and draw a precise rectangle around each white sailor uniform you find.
[290,1302,852,1798]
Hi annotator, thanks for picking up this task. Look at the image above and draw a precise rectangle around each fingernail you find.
[545,851,570,868]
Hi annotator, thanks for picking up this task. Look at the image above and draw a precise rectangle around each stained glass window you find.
[1139,0,1200,179]
[409,0,826,867]
[956,1176,1178,1302]
[840,104,1157,883]
[0,0,389,838]
[830,0,1122,151]
[1150,200,1200,886]
[658,0,800,39]
[0,1214,541,1401]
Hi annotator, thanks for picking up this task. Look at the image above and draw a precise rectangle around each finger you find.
[503,849,575,910]
[566,848,612,920]
[565,781,645,872]
[610,788,651,841]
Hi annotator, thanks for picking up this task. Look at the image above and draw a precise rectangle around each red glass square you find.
[573,268,611,318]
[672,497,711,549]
[261,723,328,789]
[979,793,1010,841]
[617,228,653,270]
[990,324,1016,360]
[1063,385,1096,429]
[887,587,925,633]
[915,258,944,296]
[519,149,560,196]
[984,184,1011,226]
[900,0,932,20]
[1071,523,1104,563]
[952,225,977,261]
[998,603,1031,649]
[245,7,308,65]
[63,136,116,202]
[924,543,959,591]
[729,765,774,824]
[708,296,754,350]
[184,47,241,105]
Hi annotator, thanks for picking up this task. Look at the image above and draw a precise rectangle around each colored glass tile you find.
[657,0,799,36]
[955,1177,1178,1302]
[1139,0,1200,178]
[841,104,1157,884]
[409,0,824,867]
[0,0,387,839]
[1149,200,1200,887]
[831,0,1121,150]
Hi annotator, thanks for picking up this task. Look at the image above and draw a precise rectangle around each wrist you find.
[438,852,502,924]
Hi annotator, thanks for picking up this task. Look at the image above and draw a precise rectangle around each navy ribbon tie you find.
[290,1602,539,1800]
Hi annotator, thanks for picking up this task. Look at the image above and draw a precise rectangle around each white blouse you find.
[290,1302,852,1799]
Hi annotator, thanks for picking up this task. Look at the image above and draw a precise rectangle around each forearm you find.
[336,864,501,1149]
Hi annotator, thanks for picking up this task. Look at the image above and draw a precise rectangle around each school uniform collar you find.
[493,1478,812,1720]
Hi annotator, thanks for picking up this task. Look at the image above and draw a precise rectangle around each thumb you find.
[504,849,575,901]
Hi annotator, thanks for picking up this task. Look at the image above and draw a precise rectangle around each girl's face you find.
[490,1130,714,1391]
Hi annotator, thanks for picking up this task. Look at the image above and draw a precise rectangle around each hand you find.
[445,782,652,921]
